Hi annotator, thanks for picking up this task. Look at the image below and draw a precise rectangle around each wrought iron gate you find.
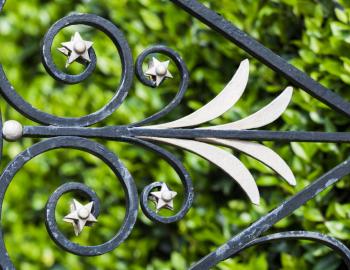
[0,0,349,269]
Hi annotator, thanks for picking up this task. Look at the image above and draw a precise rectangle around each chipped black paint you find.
[0,0,349,269]
[190,159,350,269]
[1,13,134,127]
[133,45,189,127]
[0,137,138,264]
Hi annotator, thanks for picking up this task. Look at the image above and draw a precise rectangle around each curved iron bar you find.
[0,110,2,165]
[46,182,101,219]
[0,137,139,268]
[189,158,350,269]
[0,134,193,267]
[41,16,97,84]
[226,231,350,268]
[120,137,194,224]
[45,182,101,251]
[133,45,190,127]
[0,0,349,268]
[0,13,134,127]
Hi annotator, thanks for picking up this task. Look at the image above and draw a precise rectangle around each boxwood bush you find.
[0,0,349,269]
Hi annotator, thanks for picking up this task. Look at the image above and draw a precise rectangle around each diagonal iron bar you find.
[170,0,350,117]
[190,157,350,269]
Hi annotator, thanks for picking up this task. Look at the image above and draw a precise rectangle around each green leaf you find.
[140,10,162,30]
[304,208,324,222]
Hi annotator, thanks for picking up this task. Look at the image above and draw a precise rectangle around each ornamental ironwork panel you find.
[0,0,349,269]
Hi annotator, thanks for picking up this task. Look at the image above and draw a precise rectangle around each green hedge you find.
[0,0,349,269]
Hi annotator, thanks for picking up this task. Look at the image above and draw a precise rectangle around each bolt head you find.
[155,64,167,76]
[74,41,86,54]
[161,190,173,202]
[3,120,23,141]
[78,208,90,220]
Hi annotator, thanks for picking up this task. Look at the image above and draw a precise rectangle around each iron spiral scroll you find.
[0,0,349,269]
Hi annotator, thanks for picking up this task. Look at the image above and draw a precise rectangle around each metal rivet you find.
[150,183,177,212]
[145,57,173,86]
[156,64,167,76]
[161,190,173,202]
[63,199,97,236]
[58,32,93,68]
[74,41,87,54]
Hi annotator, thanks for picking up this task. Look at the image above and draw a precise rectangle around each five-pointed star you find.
[58,32,93,68]
[150,183,177,212]
[63,199,97,236]
[145,57,173,86]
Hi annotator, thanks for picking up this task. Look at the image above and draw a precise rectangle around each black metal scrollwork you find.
[0,5,195,267]
[0,0,349,269]
[133,45,189,126]
[1,13,134,127]
[230,231,350,268]
[127,137,194,224]
[0,137,139,266]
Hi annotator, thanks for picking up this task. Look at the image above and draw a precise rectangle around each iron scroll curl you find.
[0,137,139,265]
[229,231,350,268]
[133,45,190,127]
[0,0,350,269]
[0,135,194,267]
[0,13,134,127]
[0,7,195,267]
[123,137,194,224]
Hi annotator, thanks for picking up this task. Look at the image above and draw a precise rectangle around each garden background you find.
[0,0,350,269]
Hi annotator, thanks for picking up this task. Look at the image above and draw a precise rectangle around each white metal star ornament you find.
[63,199,97,236]
[150,183,177,212]
[145,57,173,86]
[58,32,93,68]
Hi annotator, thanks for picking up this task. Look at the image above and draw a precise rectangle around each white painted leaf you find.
[200,138,296,186]
[207,86,293,130]
[146,59,250,129]
[142,137,260,204]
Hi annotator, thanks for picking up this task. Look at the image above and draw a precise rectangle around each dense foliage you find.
[0,0,350,269]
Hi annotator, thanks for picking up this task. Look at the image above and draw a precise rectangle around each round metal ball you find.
[3,120,23,141]
[161,190,173,202]
[78,208,90,219]
[156,64,167,76]
[74,41,86,54]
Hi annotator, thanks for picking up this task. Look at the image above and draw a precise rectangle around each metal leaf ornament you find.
[141,59,295,204]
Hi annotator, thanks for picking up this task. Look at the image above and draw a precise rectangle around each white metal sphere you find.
[161,190,173,202]
[156,64,167,76]
[3,120,23,141]
[78,208,90,220]
[74,41,86,54]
